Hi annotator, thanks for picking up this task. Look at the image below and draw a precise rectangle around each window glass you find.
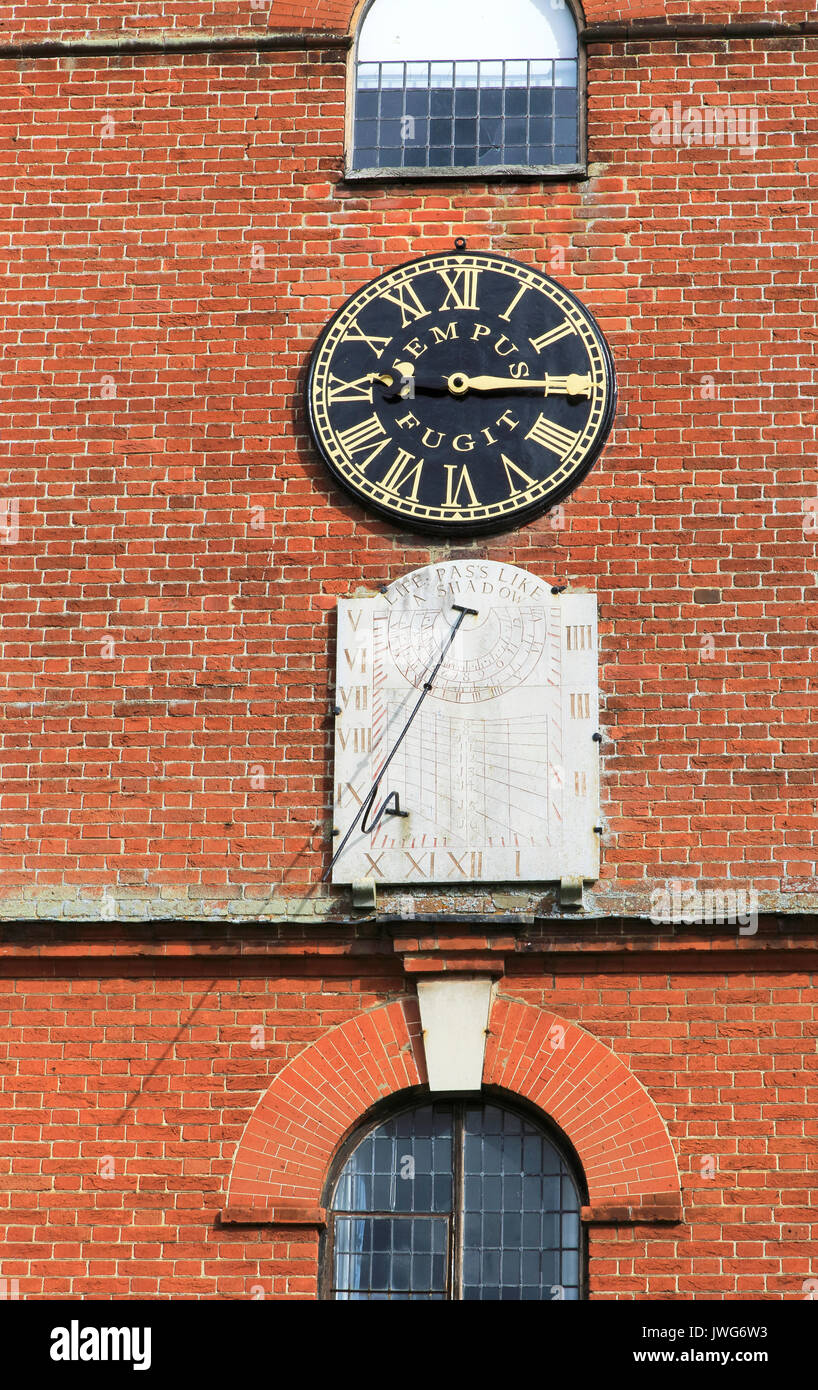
[351,0,580,173]
[328,1099,583,1300]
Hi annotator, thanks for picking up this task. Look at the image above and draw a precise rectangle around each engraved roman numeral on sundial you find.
[380,281,430,327]
[446,850,483,877]
[336,413,390,468]
[438,267,480,311]
[526,412,580,462]
[327,373,375,404]
[565,624,593,650]
[337,727,371,753]
[336,780,366,807]
[529,319,578,353]
[342,319,392,355]
[403,850,436,878]
[337,685,368,710]
[380,448,424,501]
[342,645,367,672]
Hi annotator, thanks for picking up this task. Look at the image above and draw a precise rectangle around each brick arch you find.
[225,998,427,1221]
[267,2,353,31]
[485,995,681,1221]
[224,994,681,1225]
[266,0,590,39]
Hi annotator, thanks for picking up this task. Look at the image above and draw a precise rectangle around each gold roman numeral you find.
[380,281,430,327]
[336,413,390,468]
[444,464,479,508]
[499,284,528,322]
[529,319,577,353]
[379,449,424,501]
[501,454,538,496]
[526,412,580,461]
[327,373,374,404]
[438,267,480,311]
[342,318,392,356]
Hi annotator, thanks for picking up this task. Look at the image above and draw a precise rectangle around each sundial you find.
[387,602,546,701]
[329,560,600,886]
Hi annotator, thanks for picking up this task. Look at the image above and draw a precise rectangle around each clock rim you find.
[305,249,617,538]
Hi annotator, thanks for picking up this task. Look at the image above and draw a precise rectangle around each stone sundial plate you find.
[331,560,600,886]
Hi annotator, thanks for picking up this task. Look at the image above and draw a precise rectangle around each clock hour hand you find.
[373,362,447,400]
[446,371,593,398]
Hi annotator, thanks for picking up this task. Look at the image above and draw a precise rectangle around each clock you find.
[306,247,616,536]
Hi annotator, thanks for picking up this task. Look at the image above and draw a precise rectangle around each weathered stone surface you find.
[332,561,600,887]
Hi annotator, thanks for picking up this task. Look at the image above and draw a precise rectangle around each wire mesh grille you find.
[329,1100,582,1300]
[353,58,579,171]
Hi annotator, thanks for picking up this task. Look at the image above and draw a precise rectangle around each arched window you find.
[349,0,583,177]
[323,1097,585,1300]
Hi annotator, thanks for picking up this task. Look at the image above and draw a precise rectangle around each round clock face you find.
[307,250,616,536]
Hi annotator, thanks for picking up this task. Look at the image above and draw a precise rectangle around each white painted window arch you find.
[349,0,583,175]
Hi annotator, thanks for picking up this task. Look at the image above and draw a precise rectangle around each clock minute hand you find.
[447,371,593,398]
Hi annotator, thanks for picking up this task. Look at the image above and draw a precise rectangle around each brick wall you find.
[2,3,817,45]
[0,28,816,920]
[0,927,814,1298]
[0,2,816,1306]
[509,954,818,1298]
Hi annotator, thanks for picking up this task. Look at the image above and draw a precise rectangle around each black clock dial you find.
[306,250,616,536]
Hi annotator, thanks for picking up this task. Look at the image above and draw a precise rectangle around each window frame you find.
[343,0,588,182]
[318,1088,589,1301]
